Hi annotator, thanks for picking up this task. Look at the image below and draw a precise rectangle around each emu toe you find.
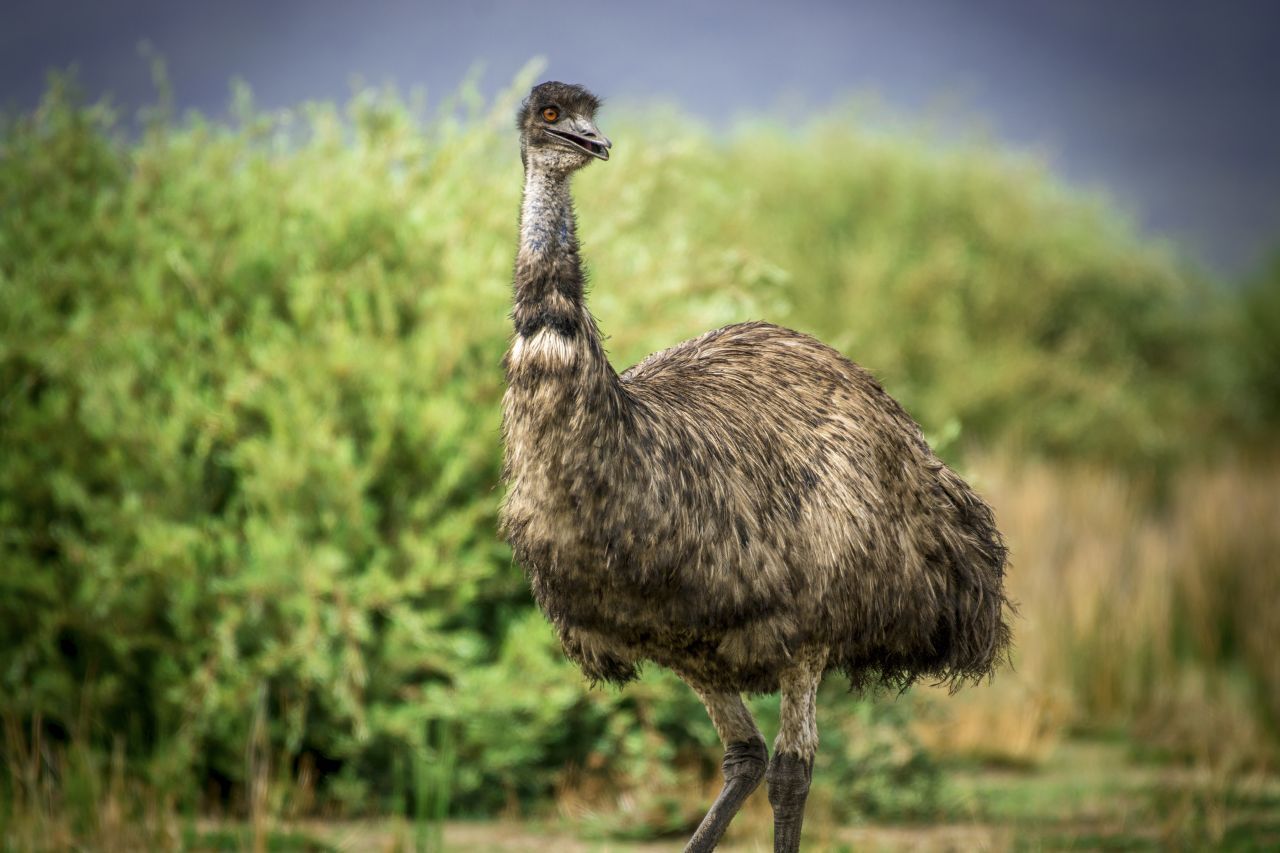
[684,737,768,852]
[766,752,813,853]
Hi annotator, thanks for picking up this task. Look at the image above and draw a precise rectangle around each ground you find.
[185,737,1280,852]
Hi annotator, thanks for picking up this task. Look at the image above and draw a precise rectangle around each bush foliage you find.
[0,69,1270,821]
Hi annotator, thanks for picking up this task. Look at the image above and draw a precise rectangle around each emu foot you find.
[766,751,813,853]
[683,737,768,853]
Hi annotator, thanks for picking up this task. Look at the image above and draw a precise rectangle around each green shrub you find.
[0,69,773,815]
[614,115,1221,463]
[1234,249,1280,432]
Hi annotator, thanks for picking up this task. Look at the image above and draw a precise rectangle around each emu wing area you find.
[536,322,1009,693]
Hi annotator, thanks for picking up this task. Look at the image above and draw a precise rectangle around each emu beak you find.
[546,118,612,161]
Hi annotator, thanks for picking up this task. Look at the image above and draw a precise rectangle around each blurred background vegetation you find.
[2,66,1279,850]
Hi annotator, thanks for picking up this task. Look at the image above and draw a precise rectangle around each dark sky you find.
[5,0,1279,276]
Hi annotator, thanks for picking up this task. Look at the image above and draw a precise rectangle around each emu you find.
[500,82,1011,852]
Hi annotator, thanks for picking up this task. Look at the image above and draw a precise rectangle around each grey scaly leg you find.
[768,647,826,853]
[683,683,767,853]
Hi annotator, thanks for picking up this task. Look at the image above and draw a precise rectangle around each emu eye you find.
[542,107,559,122]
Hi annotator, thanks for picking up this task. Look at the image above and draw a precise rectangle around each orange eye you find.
[542,107,559,122]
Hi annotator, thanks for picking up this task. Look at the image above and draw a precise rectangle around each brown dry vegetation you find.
[911,455,1280,770]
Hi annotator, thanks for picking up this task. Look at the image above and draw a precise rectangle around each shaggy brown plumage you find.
[500,81,1011,852]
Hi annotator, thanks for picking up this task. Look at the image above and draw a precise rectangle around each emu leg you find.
[768,647,826,853]
[683,685,767,853]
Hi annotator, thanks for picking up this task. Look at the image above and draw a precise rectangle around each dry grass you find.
[2,714,183,851]
[912,455,1280,769]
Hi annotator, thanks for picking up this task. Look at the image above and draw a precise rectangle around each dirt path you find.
[272,818,1010,852]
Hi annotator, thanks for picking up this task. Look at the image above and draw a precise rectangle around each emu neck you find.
[504,161,627,500]
[507,164,614,384]
[514,167,584,332]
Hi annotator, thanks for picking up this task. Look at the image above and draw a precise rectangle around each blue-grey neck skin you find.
[518,168,573,259]
[514,166,583,315]
[508,157,598,349]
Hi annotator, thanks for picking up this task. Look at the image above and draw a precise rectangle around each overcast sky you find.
[5,0,1279,276]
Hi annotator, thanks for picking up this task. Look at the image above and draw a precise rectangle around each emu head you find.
[517,81,611,173]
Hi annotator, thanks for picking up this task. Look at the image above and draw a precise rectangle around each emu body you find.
[501,82,1011,853]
